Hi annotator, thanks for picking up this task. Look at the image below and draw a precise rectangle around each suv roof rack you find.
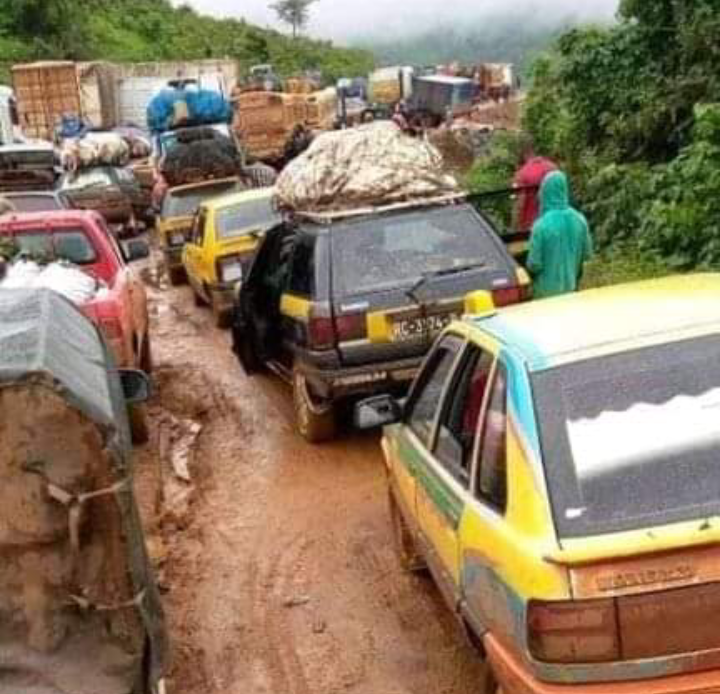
[290,193,467,225]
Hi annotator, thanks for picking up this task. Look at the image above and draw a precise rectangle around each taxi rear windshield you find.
[215,197,280,239]
[533,335,720,538]
[162,181,241,219]
[330,205,506,297]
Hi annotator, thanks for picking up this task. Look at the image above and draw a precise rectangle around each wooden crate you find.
[12,61,81,140]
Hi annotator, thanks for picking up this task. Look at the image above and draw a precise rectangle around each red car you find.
[0,210,151,371]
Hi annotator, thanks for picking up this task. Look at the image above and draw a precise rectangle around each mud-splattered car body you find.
[0,288,167,694]
[361,275,720,692]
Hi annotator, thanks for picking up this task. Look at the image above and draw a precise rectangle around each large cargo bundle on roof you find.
[147,87,232,133]
[275,121,460,213]
[161,126,240,186]
[60,131,130,170]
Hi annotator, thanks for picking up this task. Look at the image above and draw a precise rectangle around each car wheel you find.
[388,487,426,573]
[139,333,153,374]
[168,265,187,286]
[128,403,150,445]
[292,366,336,443]
[212,300,232,330]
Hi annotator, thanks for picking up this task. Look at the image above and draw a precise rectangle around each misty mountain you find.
[354,12,615,71]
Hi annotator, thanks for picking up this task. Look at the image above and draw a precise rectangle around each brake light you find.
[99,318,123,341]
[335,311,367,342]
[528,599,620,664]
[492,285,528,307]
[308,311,337,350]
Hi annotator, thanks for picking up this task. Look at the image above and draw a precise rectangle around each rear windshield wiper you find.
[406,261,487,303]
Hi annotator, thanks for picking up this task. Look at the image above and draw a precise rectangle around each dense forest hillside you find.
[0,0,374,82]
[469,0,720,278]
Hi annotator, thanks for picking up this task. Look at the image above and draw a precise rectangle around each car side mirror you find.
[354,395,402,430]
[119,369,152,404]
[124,238,150,262]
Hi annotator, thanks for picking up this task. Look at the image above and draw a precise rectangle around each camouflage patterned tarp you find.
[275,121,460,213]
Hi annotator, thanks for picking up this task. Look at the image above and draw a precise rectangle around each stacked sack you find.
[161,128,241,187]
[61,132,130,172]
[275,122,460,213]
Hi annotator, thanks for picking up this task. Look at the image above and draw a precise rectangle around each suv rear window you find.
[7,195,63,213]
[13,230,97,265]
[533,334,720,538]
[330,205,505,297]
[162,181,242,219]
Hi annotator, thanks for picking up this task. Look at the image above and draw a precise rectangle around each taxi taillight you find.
[528,599,620,664]
[492,284,530,307]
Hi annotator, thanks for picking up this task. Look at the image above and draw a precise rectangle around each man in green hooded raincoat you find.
[527,170,593,299]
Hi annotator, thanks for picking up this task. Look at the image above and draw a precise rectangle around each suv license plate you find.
[392,314,456,341]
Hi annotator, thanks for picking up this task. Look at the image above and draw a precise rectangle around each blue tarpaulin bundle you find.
[147,88,232,133]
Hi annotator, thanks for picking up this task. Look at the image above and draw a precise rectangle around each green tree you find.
[271,0,318,39]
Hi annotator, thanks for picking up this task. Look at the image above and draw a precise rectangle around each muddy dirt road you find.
[138,267,488,694]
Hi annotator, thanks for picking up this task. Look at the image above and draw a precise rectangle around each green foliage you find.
[524,1,720,275]
[464,131,525,231]
[0,0,372,83]
[582,243,672,290]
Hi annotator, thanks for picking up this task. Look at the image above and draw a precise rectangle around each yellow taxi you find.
[356,275,720,693]
[156,177,244,286]
[182,187,279,327]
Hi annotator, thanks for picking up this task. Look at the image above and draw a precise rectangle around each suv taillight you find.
[492,285,530,307]
[308,307,337,350]
[528,599,620,664]
[335,311,367,342]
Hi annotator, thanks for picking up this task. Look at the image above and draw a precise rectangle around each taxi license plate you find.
[392,314,457,341]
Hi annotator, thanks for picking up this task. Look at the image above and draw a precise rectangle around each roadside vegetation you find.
[469,0,720,287]
[0,0,373,82]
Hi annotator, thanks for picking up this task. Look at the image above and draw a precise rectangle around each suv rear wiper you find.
[404,261,488,346]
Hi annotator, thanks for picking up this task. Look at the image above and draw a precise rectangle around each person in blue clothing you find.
[527,170,593,299]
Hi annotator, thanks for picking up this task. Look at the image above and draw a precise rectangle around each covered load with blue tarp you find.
[147,87,232,133]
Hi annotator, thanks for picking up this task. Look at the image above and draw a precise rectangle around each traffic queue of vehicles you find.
[3,60,720,694]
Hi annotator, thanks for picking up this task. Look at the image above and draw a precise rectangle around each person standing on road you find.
[527,170,593,299]
[513,139,557,232]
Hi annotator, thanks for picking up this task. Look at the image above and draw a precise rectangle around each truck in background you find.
[11,59,238,141]
[232,90,308,165]
[409,74,478,126]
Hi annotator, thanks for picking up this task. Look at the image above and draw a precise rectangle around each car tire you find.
[168,265,187,286]
[139,332,153,374]
[212,302,232,330]
[292,366,336,443]
[388,487,427,573]
[128,403,150,445]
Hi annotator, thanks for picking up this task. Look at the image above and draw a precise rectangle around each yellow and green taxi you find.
[356,275,720,693]
[156,177,244,286]
[182,187,279,327]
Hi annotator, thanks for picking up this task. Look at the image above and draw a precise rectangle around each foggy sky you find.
[179,0,620,41]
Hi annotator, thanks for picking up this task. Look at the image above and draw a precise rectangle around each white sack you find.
[1,261,101,305]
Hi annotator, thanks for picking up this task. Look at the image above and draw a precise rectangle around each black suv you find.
[232,199,530,442]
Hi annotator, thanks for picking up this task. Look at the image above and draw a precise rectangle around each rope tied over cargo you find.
[67,588,146,614]
[23,462,131,577]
